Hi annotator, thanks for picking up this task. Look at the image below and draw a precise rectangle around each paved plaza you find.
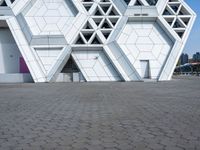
[0,76,200,150]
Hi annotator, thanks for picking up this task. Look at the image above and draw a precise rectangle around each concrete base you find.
[56,73,85,82]
[56,73,72,82]
[0,73,33,83]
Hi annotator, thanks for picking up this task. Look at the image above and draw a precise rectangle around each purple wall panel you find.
[20,57,30,73]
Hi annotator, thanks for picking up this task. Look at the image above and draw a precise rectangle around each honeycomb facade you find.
[0,0,196,82]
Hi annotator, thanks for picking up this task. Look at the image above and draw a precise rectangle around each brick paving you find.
[0,76,200,150]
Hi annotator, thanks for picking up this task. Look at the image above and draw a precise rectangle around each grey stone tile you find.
[0,76,200,150]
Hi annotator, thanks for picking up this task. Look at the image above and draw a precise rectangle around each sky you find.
[183,0,200,57]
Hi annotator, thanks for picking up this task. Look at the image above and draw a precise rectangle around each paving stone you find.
[0,76,200,150]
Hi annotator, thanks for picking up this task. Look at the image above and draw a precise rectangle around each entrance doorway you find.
[57,56,85,82]
[140,60,150,79]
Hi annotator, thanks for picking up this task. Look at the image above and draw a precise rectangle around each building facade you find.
[0,0,196,83]
[180,53,189,65]
[193,52,200,62]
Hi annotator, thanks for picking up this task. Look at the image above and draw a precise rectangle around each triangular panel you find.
[72,50,121,81]
[34,47,63,73]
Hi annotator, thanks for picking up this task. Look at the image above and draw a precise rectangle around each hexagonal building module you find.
[0,0,196,83]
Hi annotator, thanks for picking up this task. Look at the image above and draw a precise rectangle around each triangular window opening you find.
[134,0,143,6]
[109,7,119,16]
[102,31,111,39]
[83,21,93,29]
[82,32,93,42]
[93,18,103,27]
[178,6,191,15]
[83,4,92,11]
[0,0,7,6]
[176,31,184,38]
[100,5,110,14]
[164,17,175,26]
[163,8,173,15]
[101,0,110,2]
[173,19,184,28]
[169,4,180,13]
[180,17,190,26]
[75,35,85,44]
[109,18,119,27]
[101,19,112,29]
[91,36,102,44]
[123,0,131,5]
[94,7,103,16]
[61,56,80,73]
[146,0,158,5]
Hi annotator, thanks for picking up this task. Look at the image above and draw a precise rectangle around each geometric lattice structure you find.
[0,0,196,82]
[162,0,192,38]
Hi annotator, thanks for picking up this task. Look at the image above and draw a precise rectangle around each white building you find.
[0,0,196,83]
